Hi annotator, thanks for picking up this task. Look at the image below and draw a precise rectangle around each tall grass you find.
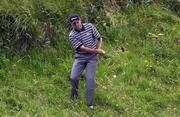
[0,1,180,116]
[0,0,110,55]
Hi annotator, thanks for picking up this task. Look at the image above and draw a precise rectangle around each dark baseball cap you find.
[69,15,80,23]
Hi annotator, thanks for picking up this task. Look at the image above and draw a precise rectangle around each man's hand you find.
[95,49,106,55]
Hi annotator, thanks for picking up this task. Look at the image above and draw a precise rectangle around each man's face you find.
[71,19,82,31]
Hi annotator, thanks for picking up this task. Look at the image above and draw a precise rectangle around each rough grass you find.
[0,1,180,117]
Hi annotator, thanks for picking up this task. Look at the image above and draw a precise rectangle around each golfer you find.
[69,14,105,108]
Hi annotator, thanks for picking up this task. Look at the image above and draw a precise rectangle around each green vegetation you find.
[0,0,179,116]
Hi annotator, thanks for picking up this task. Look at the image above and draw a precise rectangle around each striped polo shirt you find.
[69,23,101,55]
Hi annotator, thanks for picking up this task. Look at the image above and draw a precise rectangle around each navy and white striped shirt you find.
[69,23,101,54]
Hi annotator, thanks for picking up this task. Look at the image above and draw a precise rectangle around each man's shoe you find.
[89,105,94,109]
[71,95,79,99]
[88,105,94,109]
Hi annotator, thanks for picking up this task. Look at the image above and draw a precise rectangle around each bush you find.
[158,0,180,15]
[0,11,37,54]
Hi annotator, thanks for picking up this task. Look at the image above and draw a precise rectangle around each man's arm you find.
[97,37,103,49]
[79,45,105,54]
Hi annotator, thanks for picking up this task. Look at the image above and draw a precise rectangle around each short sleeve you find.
[91,24,101,40]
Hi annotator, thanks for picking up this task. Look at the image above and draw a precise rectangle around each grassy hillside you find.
[0,0,180,116]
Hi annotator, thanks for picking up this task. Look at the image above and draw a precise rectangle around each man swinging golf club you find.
[69,14,105,109]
